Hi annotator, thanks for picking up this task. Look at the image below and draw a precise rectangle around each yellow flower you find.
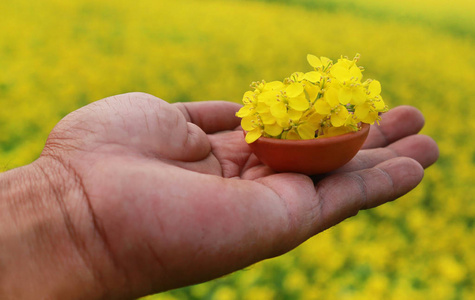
[289,72,305,82]
[264,122,284,137]
[303,71,322,83]
[296,111,324,139]
[368,79,382,97]
[237,53,388,143]
[321,125,355,138]
[269,99,287,119]
[235,91,256,118]
[330,105,349,127]
[285,82,309,111]
[307,54,332,70]
[315,86,349,127]
[368,80,387,111]
[244,127,262,143]
[307,54,323,69]
[354,79,388,124]
[354,102,372,120]
[331,63,366,105]
[241,118,263,143]
[303,82,320,102]
[286,82,303,97]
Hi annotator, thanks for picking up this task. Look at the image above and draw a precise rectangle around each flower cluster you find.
[236,54,388,143]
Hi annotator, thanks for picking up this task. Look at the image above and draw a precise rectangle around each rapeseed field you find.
[1,0,474,299]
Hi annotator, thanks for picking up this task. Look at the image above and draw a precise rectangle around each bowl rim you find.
[248,123,370,146]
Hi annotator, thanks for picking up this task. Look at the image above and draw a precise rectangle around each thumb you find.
[45,93,212,162]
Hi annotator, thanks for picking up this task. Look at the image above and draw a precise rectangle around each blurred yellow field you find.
[1,0,474,299]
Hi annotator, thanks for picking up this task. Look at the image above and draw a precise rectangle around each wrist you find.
[0,157,102,299]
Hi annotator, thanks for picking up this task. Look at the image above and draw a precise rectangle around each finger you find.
[363,105,425,149]
[388,134,439,168]
[174,101,242,134]
[337,134,439,172]
[312,157,424,233]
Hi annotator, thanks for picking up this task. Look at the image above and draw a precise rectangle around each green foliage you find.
[1,0,474,299]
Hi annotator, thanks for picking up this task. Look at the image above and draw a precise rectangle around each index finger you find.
[174,101,242,134]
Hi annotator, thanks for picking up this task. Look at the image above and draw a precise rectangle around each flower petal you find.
[285,129,301,140]
[288,94,309,111]
[276,115,290,127]
[263,81,285,91]
[368,80,381,96]
[270,102,287,118]
[315,99,331,115]
[305,83,320,103]
[304,71,321,83]
[325,87,340,107]
[255,101,270,113]
[288,108,303,121]
[245,128,262,143]
[351,87,366,105]
[260,112,276,125]
[298,123,318,139]
[338,87,352,105]
[373,97,386,110]
[241,115,258,131]
[305,111,324,126]
[331,106,349,127]
[322,126,354,138]
[236,105,252,118]
[361,111,379,124]
[259,90,279,106]
[331,65,350,82]
[307,54,323,69]
[320,57,332,68]
[264,122,284,136]
[355,103,370,119]
[286,82,304,98]
[349,65,362,81]
[291,72,305,82]
[242,91,255,104]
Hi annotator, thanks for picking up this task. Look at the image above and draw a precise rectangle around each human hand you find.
[0,93,438,299]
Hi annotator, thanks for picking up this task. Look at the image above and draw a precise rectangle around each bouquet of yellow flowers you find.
[236,54,388,143]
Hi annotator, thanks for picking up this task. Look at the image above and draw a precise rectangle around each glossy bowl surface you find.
[247,124,370,175]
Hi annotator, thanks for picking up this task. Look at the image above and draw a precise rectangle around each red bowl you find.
[247,124,370,175]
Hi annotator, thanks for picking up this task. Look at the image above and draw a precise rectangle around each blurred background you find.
[1,0,474,299]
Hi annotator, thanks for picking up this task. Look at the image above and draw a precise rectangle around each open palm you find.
[41,92,438,299]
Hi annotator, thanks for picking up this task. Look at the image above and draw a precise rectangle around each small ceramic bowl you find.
[247,123,370,175]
